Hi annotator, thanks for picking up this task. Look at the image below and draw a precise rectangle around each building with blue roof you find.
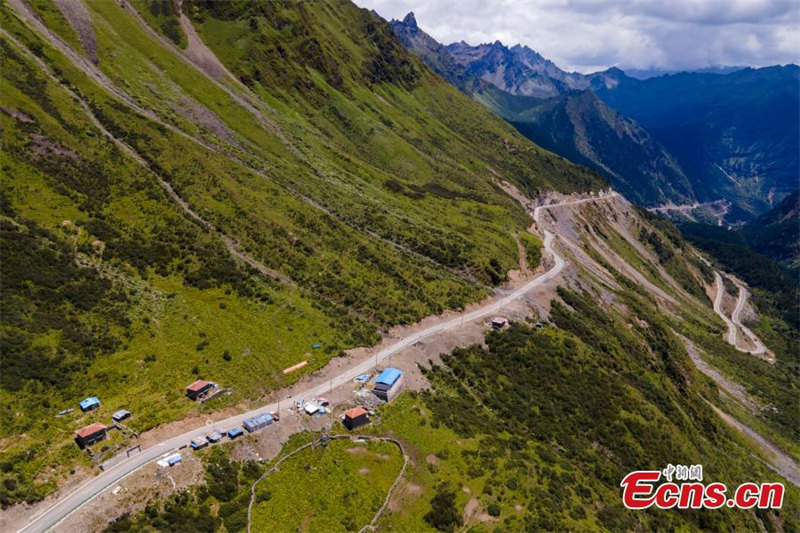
[375,368,402,388]
[243,412,273,433]
[373,367,404,402]
[228,426,244,439]
[79,396,100,412]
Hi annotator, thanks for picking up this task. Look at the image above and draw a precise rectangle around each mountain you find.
[478,87,695,205]
[390,14,799,219]
[2,2,799,531]
[625,65,748,80]
[2,0,604,507]
[594,66,800,217]
[740,189,800,270]
[390,15,695,207]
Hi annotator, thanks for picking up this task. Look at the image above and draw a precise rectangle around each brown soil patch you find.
[52,0,98,64]
[29,133,79,161]
[1,106,34,123]
[387,481,423,512]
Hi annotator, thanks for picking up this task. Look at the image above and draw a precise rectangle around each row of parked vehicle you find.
[189,411,279,450]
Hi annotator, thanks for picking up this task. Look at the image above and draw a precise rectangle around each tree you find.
[424,484,463,532]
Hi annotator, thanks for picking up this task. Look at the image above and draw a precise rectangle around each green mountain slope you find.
[0,0,604,504]
[389,13,696,208]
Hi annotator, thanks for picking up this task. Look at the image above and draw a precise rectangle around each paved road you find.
[713,272,739,345]
[731,283,768,357]
[712,272,769,358]
[19,195,611,533]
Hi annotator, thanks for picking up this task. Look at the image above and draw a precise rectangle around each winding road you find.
[18,195,608,533]
[711,272,769,359]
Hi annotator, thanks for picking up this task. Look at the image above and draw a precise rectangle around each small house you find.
[112,410,131,423]
[79,396,101,412]
[303,401,319,415]
[343,407,369,430]
[243,412,273,433]
[491,317,509,330]
[166,454,182,466]
[190,437,209,450]
[75,422,107,448]
[185,380,215,401]
[372,367,404,402]
[228,426,244,439]
[207,430,223,443]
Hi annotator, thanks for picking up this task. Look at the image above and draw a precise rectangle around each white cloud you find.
[357,0,800,73]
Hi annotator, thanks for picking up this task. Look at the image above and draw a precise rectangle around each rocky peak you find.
[401,12,418,30]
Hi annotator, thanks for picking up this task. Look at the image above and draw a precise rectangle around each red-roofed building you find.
[185,379,215,401]
[75,422,107,448]
[343,406,369,430]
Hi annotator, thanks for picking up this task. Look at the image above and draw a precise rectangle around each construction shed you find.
[491,316,509,330]
[373,367,404,402]
[185,380,215,401]
[207,430,224,443]
[343,407,369,430]
[79,396,101,412]
[243,412,273,432]
[75,422,107,448]
[228,426,244,439]
[166,454,182,466]
[112,409,131,422]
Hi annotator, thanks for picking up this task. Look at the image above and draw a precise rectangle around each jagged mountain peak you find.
[401,11,417,29]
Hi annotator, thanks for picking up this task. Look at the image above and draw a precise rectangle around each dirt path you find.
[16,186,616,533]
[708,404,800,488]
[679,337,798,487]
[244,435,408,533]
[1,28,292,285]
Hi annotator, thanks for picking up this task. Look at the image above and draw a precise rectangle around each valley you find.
[1,1,798,532]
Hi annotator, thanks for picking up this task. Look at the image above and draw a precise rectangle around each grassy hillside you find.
[103,287,800,531]
[0,0,603,505]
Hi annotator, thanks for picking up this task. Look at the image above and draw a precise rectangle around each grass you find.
[0,0,605,505]
[250,438,403,532]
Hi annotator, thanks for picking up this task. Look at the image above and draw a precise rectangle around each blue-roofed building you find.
[228,426,244,439]
[166,454,182,466]
[79,396,101,412]
[373,367,404,402]
[375,368,401,388]
[243,412,273,433]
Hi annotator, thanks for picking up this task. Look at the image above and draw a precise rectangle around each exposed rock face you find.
[391,12,799,218]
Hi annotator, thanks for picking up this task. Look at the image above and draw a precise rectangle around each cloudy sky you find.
[356,0,800,74]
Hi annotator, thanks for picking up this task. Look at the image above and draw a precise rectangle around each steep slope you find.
[739,189,799,270]
[95,192,800,533]
[480,87,695,205]
[594,67,800,217]
[390,14,696,207]
[389,13,798,218]
[0,0,604,505]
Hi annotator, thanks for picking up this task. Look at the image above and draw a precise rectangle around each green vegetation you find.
[105,436,403,533]
[680,221,799,327]
[106,447,264,533]
[518,231,542,270]
[0,0,605,505]
[250,438,403,532]
[130,0,187,48]
[371,290,799,531]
